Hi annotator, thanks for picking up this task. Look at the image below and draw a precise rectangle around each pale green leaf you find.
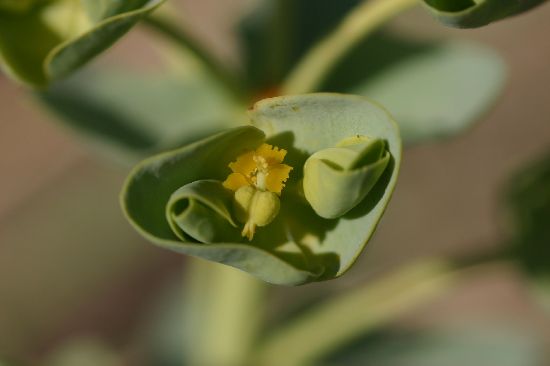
[0,0,163,86]
[38,69,242,163]
[345,41,505,145]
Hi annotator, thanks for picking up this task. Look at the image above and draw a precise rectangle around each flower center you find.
[223,143,293,240]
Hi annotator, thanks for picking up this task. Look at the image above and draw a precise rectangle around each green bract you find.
[166,180,241,244]
[0,0,163,87]
[422,0,548,28]
[121,94,401,285]
[303,137,390,219]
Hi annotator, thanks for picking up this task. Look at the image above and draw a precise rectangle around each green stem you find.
[282,0,419,94]
[253,247,508,366]
[182,258,266,366]
[144,14,246,101]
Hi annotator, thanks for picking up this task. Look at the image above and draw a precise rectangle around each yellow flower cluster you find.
[223,144,293,240]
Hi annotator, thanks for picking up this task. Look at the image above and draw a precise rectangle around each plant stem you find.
[182,258,266,366]
[144,14,246,101]
[253,247,508,366]
[282,0,419,95]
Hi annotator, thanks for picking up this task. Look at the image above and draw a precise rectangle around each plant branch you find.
[144,14,245,101]
[282,0,419,95]
[182,258,266,366]
[253,246,509,366]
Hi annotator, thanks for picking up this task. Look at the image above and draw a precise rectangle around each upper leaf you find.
[422,0,548,28]
[0,0,163,87]
[38,68,242,163]
[323,34,506,145]
[121,94,401,285]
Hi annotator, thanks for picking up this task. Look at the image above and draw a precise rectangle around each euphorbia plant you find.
[1,0,548,365]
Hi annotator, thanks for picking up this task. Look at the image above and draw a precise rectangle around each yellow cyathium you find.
[223,144,292,240]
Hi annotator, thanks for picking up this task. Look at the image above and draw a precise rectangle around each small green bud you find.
[303,136,390,219]
[234,186,280,240]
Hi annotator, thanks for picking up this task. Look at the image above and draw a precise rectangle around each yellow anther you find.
[223,143,292,195]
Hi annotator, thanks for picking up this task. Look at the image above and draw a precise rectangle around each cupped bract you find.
[121,94,401,285]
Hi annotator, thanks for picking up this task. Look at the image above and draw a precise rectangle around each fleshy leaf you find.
[166,179,241,243]
[421,0,548,28]
[122,94,401,285]
[303,137,390,218]
[323,36,506,145]
[0,0,163,86]
[37,68,242,163]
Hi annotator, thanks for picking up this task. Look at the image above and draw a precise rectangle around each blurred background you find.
[0,0,549,364]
